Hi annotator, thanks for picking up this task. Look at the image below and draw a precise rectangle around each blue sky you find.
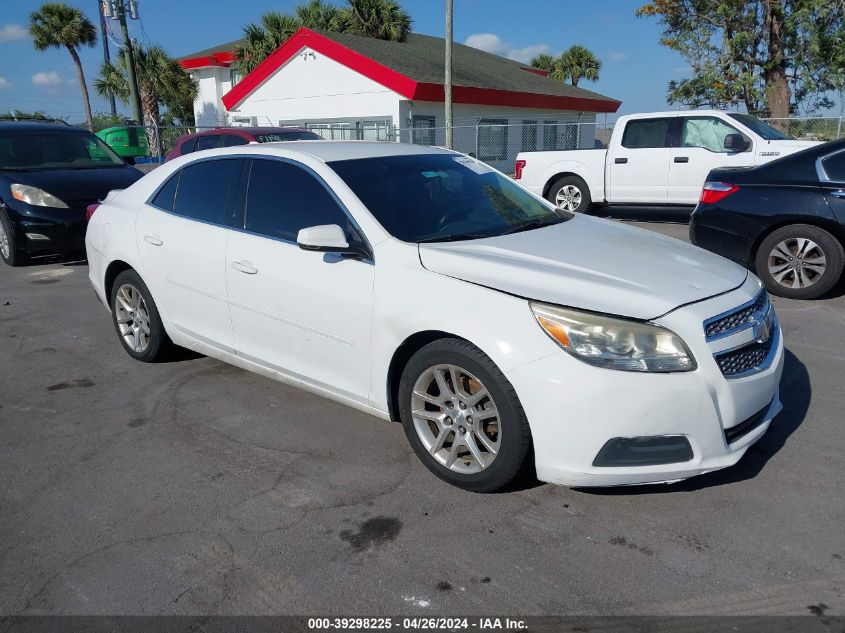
[1,0,697,122]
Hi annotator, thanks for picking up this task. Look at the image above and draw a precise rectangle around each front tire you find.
[0,212,26,267]
[547,175,592,213]
[110,269,172,362]
[755,224,844,300]
[398,338,532,492]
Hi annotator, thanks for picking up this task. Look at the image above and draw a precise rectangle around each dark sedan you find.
[0,122,143,266]
[690,138,845,299]
[164,126,322,162]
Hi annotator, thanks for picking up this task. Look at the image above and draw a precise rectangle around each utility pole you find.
[105,0,142,123]
[98,1,116,116]
[444,0,453,149]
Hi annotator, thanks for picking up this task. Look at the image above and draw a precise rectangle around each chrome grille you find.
[704,291,769,340]
[714,335,776,377]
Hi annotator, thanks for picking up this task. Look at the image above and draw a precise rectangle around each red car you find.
[164,127,322,162]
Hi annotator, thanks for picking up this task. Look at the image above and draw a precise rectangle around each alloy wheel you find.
[767,237,827,290]
[555,185,582,212]
[410,364,501,474]
[114,283,151,353]
[0,220,9,260]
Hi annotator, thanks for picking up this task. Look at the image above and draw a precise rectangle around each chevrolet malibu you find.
[85,142,784,492]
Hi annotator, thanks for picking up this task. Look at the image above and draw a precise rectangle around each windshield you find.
[256,131,322,142]
[329,154,569,243]
[0,130,125,171]
[727,113,793,141]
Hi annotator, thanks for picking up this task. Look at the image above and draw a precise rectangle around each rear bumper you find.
[507,275,784,487]
[689,205,755,267]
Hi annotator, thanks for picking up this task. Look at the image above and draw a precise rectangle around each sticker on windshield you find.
[453,155,493,175]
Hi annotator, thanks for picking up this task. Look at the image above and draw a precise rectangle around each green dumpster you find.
[96,126,149,158]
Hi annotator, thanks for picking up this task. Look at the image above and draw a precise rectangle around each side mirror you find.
[297,224,369,260]
[724,133,749,152]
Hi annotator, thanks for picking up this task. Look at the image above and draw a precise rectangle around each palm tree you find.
[530,53,556,74]
[96,45,197,154]
[556,45,602,87]
[236,0,412,75]
[29,3,97,132]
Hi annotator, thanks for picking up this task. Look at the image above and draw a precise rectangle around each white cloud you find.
[0,24,28,43]
[32,71,62,87]
[607,52,628,62]
[465,33,550,64]
[0,76,11,90]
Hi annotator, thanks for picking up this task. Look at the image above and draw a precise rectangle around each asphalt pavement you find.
[1,219,843,617]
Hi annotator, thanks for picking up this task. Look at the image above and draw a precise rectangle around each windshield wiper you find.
[417,231,497,243]
[500,216,566,236]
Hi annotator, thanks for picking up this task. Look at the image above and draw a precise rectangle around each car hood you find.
[766,139,822,153]
[2,166,143,206]
[418,216,748,320]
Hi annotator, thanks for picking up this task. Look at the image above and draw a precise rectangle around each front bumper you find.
[4,201,88,257]
[508,274,784,487]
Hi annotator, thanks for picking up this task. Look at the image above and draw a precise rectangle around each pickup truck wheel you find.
[548,176,592,213]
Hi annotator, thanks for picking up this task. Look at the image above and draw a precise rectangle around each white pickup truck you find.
[515,110,820,212]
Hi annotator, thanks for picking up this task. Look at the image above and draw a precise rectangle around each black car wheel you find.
[0,211,26,267]
[398,338,533,492]
[547,175,592,213]
[755,224,844,299]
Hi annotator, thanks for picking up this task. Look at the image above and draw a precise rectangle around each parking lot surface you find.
[1,218,843,616]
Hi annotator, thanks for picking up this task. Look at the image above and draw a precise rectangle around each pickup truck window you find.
[727,113,792,140]
[680,117,743,153]
[621,118,671,149]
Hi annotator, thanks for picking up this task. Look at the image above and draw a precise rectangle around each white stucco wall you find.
[192,67,234,127]
[226,46,403,129]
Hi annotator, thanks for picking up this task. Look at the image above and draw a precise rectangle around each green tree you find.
[236,0,412,75]
[95,45,197,153]
[531,46,602,87]
[28,2,97,132]
[637,0,845,118]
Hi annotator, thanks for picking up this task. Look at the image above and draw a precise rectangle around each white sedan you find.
[85,141,784,491]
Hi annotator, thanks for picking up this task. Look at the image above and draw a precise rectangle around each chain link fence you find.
[94,116,841,173]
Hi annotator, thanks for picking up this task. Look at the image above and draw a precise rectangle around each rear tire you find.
[398,338,532,492]
[755,224,843,300]
[0,212,26,267]
[110,269,173,362]
[547,175,592,213]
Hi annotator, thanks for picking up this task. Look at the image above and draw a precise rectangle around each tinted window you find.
[822,151,845,182]
[255,131,321,142]
[179,137,198,155]
[151,172,179,211]
[196,134,224,151]
[329,154,568,243]
[680,117,743,152]
[223,134,249,147]
[0,130,124,170]
[245,159,351,242]
[727,113,792,140]
[621,118,671,149]
[173,159,239,225]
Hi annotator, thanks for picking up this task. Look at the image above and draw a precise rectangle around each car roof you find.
[189,140,456,163]
[0,121,86,132]
[621,110,741,118]
[190,126,314,137]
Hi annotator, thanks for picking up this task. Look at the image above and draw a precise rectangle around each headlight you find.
[10,184,68,208]
[530,302,696,372]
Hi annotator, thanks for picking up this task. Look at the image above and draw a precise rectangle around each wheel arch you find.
[386,330,472,422]
[750,217,845,272]
[104,259,135,303]
[542,171,589,199]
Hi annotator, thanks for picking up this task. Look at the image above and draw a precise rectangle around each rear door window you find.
[172,158,240,225]
[195,134,225,151]
[179,137,198,154]
[223,134,249,147]
[621,118,672,149]
[151,172,180,211]
[822,151,845,182]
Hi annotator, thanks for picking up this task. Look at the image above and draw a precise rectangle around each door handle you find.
[674,156,689,163]
[830,189,845,199]
[231,260,258,275]
[143,235,163,246]
[614,157,628,164]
